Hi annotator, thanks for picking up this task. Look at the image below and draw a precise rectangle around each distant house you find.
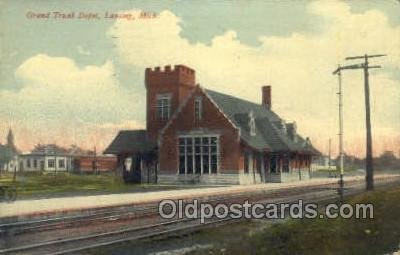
[19,144,73,172]
[105,65,320,184]
[311,155,335,171]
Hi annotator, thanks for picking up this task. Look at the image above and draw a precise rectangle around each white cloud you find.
[0,54,145,150]
[108,1,400,156]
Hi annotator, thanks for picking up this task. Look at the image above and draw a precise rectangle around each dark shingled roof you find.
[104,88,320,156]
[205,89,319,154]
[104,130,156,155]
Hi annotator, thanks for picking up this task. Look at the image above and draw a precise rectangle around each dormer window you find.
[249,111,256,136]
[156,94,171,120]
[281,120,287,135]
[194,97,202,120]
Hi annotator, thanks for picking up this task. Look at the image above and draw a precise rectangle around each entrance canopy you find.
[104,130,157,155]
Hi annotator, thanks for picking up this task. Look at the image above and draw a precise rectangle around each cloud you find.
[0,54,145,151]
[77,45,91,56]
[108,1,400,156]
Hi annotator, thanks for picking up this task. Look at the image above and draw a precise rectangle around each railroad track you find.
[0,175,399,255]
[0,182,337,234]
[0,181,341,236]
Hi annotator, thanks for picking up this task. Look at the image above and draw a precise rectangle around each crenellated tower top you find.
[145,64,196,88]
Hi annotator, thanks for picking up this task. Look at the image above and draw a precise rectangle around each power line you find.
[334,53,386,191]
[344,54,385,191]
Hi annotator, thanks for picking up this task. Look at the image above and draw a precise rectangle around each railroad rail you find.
[0,175,399,255]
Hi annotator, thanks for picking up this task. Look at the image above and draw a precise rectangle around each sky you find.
[0,0,399,157]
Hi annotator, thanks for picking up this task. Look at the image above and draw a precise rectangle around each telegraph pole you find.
[345,54,385,190]
[333,62,371,199]
[333,65,345,201]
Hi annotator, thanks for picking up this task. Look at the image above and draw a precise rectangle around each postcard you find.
[0,1,399,254]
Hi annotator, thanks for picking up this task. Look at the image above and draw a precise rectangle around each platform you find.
[0,174,398,221]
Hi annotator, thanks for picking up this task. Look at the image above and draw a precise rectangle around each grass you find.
[0,173,187,199]
[84,186,400,255]
[187,186,400,255]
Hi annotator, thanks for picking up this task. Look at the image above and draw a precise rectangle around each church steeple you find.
[6,128,17,153]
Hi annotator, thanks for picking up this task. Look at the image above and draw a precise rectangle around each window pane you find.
[179,146,185,154]
[211,163,217,173]
[211,155,217,173]
[202,145,208,153]
[202,137,209,144]
[195,145,201,154]
[59,159,65,168]
[157,107,163,118]
[211,145,217,154]
[202,155,209,174]
[179,138,185,145]
[157,96,171,120]
[194,137,201,144]
[195,99,202,120]
[195,155,201,174]
[179,156,185,174]
[187,156,193,174]
[48,159,55,168]
[210,137,217,145]
[186,146,193,154]
[162,107,169,119]
[186,138,192,145]
[211,155,217,164]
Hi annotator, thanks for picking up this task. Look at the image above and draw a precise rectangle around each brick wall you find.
[159,86,241,174]
[145,65,196,141]
[75,156,117,172]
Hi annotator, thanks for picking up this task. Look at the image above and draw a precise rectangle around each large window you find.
[178,136,219,175]
[156,94,171,120]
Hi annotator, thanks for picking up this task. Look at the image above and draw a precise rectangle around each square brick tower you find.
[145,65,196,142]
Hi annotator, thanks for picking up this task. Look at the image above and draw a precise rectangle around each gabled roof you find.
[205,89,319,154]
[30,144,68,156]
[103,130,156,155]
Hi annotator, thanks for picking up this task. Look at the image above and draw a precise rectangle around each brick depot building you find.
[105,65,319,185]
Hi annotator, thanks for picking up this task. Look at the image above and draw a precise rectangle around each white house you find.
[18,144,73,172]
[311,155,335,171]
[19,154,73,172]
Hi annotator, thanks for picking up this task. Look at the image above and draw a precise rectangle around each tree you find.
[375,151,399,170]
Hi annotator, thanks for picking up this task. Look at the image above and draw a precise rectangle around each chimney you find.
[262,85,271,110]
